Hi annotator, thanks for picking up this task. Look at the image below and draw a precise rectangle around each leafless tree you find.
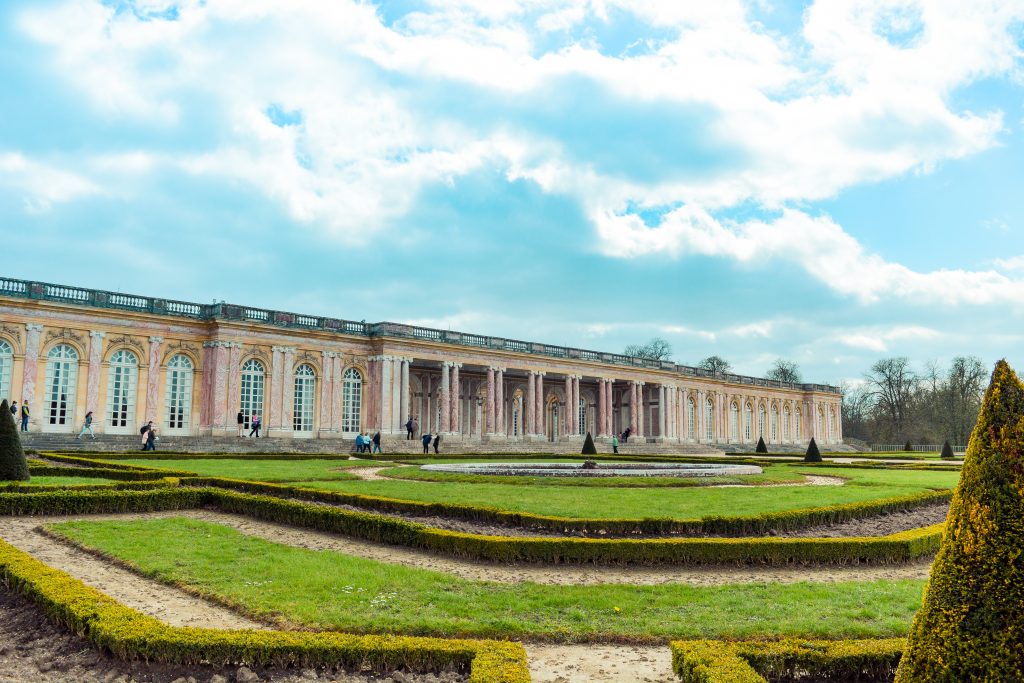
[864,357,918,440]
[765,359,802,384]
[623,337,673,361]
[697,355,732,374]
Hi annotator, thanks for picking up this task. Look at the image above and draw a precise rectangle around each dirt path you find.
[526,644,675,683]
[25,509,932,586]
[0,517,264,630]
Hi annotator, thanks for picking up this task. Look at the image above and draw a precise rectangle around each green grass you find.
[112,458,382,482]
[9,476,115,486]
[49,517,926,642]
[286,465,960,520]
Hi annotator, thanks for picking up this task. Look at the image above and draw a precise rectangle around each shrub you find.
[940,440,954,459]
[0,399,29,481]
[754,437,767,454]
[895,360,1024,681]
[581,432,597,455]
[804,438,822,463]
[903,440,914,452]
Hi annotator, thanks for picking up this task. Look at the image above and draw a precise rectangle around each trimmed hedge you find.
[0,487,204,515]
[0,480,177,493]
[28,463,194,481]
[190,475,952,537]
[672,638,904,683]
[0,536,529,681]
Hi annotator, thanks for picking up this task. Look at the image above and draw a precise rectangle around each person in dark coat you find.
[143,424,157,451]
[621,427,631,443]
[237,410,245,437]
[421,432,432,454]
[372,431,382,454]
[432,433,441,454]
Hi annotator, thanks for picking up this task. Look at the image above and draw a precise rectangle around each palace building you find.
[0,277,842,446]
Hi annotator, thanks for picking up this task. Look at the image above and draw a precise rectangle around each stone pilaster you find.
[439,362,450,433]
[449,363,461,436]
[21,324,43,417]
[85,331,105,424]
[495,368,505,436]
[145,336,163,423]
[319,351,335,438]
[526,371,535,436]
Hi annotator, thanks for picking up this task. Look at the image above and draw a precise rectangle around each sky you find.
[2,0,1024,388]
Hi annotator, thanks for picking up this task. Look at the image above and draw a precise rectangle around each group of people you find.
[236,411,262,437]
[403,416,441,453]
[7,400,29,432]
[355,432,382,453]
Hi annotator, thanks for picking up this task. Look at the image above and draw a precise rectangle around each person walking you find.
[621,427,631,443]
[140,421,154,451]
[372,431,382,454]
[249,412,261,438]
[405,417,414,440]
[20,402,30,432]
[77,411,96,439]
[143,424,158,451]
[237,410,245,437]
[432,433,441,454]
[612,433,619,454]
[421,432,432,454]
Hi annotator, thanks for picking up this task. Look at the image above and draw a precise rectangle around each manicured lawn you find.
[287,465,960,519]
[49,517,926,642]
[113,458,382,482]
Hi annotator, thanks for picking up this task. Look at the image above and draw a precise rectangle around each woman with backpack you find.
[77,411,96,440]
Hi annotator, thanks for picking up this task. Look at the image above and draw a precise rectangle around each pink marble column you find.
[597,379,606,437]
[637,382,645,437]
[85,331,105,417]
[629,382,637,433]
[227,342,242,419]
[21,323,43,413]
[145,337,162,422]
[439,363,450,433]
[331,354,343,433]
[563,375,572,436]
[606,380,614,436]
[526,372,536,435]
[450,363,461,434]
[485,367,495,434]
[319,351,334,433]
[400,358,411,429]
[572,376,580,435]
[535,372,544,435]
[281,347,295,431]
[212,342,230,430]
[495,369,505,435]
[269,346,284,431]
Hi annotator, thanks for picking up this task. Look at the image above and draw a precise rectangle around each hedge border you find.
[0,487,944,565]
[186,475,952,538]
[671,638,904,682]
[0,535,529,681]
[28,463,194,481]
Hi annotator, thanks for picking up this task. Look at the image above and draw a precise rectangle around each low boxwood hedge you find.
[0,480,177,493]
[672,638,904,682]
[28,463,194,481]
[0,536,529,681]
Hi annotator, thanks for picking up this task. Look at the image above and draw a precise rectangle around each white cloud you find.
[0,153,100,212]
[994,255,1024,272]
[832,324,941,352]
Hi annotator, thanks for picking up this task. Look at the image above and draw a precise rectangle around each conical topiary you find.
[804,437,822,462]
[904,440,914,452]
[940,440,955,459]
[895,360,1024,681]
[581,432,598,455]
[0,399,29,481]
[755,436,768,453]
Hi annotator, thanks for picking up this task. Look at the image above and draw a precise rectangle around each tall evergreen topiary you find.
[895,360,1024,681]
[755,436,768,453]
[940,440,955,459]
[804,437,822,462]
[904,440,914,452]
[581,432,598,455]
[0,399,29,481]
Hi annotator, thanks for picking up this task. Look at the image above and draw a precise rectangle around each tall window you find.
[293,364,316,433]
[45,344,78,428]
[341,368,362,434]
[783,406,791,441]
[729,402,739,442]
[704,398,714,442]
[240,359,265,429]
[165,354,193,431]
[549,401,559,440]
[686,397,695,440]
[770,405,779,442]
[758,406,766,439]
[0,339,11,400]
[578,398,586,436]
[106,349,138,431]
[744,404,752,441]
[795,409,802,441]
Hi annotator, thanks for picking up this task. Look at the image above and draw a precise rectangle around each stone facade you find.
[0,278,843,445]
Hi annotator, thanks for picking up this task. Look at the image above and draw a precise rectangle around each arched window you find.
[512,393,521,437]
[795,409,802,441]
[293,364,316,433]
[165,354,193,432]
[106,349,138,432]
[704,398,714,442]
[686,397,695,441]
[240,359,265,429]
[770,405,779,442]
[341,368,362,434]
[0,339,12,401]
[758,405,766,439]
[729,402,739,442]
[783,406,791,441]
[743,404,752,441]
[578,398,586,436]
[45,344,78,428]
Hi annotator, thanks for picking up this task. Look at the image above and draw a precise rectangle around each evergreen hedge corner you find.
[940,440,955,459]
[0,400,29,482]
[894,360,1024,682]
[755,436,768,454]
[804,438,822,462]
[581,432,598,455]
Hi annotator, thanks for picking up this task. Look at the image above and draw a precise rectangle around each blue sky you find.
[2,0,1024,387]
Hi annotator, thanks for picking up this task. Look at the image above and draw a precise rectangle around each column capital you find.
[89,330,106,339]
[148,336,164,344]
[322,350,338,359]
[25,323,43,332]
[272,345,296,353]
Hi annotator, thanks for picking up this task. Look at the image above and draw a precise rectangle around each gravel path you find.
[526,644,674,683]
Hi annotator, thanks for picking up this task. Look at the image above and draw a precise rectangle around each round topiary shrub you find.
[940,440,955,459]
[581,432,598,456]
[895,360,1024,681]
[0,399,29,481]
[804,437,822,462]
[755,436,768,454]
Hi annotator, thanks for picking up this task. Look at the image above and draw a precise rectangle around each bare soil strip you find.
[526,644,675,683]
